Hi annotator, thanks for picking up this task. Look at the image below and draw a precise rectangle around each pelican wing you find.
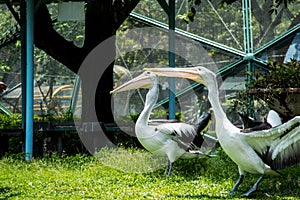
[243,116,300,169]
[157,122,196,138]
[269,125,300,169]
[156,122,198,150]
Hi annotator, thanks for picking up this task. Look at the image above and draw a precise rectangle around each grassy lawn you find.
[1,148,300,199]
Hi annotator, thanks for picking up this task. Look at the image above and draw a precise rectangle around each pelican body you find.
[146,66,300,196]
[111,71,211,175]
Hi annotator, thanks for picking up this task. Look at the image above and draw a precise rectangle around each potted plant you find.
[246,60,300,122]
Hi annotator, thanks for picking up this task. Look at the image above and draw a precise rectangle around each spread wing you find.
[242,116,300,170]
[156,122,202,150]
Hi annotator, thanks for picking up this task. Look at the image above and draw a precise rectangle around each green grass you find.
[1,149,300,199]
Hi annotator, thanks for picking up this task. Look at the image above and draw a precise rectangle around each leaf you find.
[246,71,253,76]
[76,35,84,39]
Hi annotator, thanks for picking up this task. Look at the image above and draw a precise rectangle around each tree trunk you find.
[83,0,115,125]
[34,0,140,150]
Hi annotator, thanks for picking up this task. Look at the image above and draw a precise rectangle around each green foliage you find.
[218,0,239,8]
[229,60,300,116]
[111,131,142,149]
[269,0,298,14]
[0,113,22,129]
[177,6,197,24]
[128,110,182,122]
[0,113,85,156]
[151,109,168,119]
[249,60,300,90]
[227,95,269,117]
[33,111,74,123]
[1,149,300,199]
[0,64,10,75]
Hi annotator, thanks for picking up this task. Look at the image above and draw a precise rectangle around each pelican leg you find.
[229,175,244,194]
[242,174,264,197]
[166,160,173,176]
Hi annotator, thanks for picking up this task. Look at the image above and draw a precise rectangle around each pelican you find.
[111,71,212,176]
[145,66,300,196]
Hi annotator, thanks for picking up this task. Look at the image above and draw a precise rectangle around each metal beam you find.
[153,0,176,119]
[242,0,254,116]
[254,23,300,56]
[155,58,245,108]
[129,12,245,58]
[20,0,26,134]
[242,0,253,54]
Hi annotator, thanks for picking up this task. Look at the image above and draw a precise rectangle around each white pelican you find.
[145,66,300,196]
[110,71,211,176]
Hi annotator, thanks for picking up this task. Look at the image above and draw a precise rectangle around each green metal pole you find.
[242,0,254,116]
[25,0,34,161]
[69,76,81,114]
[168,0,176,119]
[243,0,253,54]
[21,0,26,130]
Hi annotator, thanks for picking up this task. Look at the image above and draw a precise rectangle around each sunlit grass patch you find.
[94,147,168,173]
[1,148,300,199]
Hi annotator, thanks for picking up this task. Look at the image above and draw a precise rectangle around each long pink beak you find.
[144,67,206,85]
[110,71,153,94]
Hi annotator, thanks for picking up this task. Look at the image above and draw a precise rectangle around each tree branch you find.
[34,3,84,73]
[289,13,300,28]
[252,0,270,26]
[113,0,140,29]
[34,1,141,73]
[84,0,114,50]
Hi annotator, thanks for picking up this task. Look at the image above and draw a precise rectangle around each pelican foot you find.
[189,150,216,158]
[242,174,264,197]
[189,150,208,156]
[228,190,236,195]
[229,175,244,194]
[242,188,256,197]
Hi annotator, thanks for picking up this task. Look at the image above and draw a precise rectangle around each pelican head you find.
[110,71,157,94]
[144,66,216,87]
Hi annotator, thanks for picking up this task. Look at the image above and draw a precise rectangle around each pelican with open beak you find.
[111,71,211,176]
[145,66,300,197]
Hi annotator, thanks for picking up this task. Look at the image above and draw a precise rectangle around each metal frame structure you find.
[157,0,176,119]
[0,0,299,160]
[130,0,300,112]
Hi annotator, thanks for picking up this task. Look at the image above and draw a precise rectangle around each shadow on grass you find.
[169,190,299,200]
[0,186,20,199]
[168,194,227,199]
